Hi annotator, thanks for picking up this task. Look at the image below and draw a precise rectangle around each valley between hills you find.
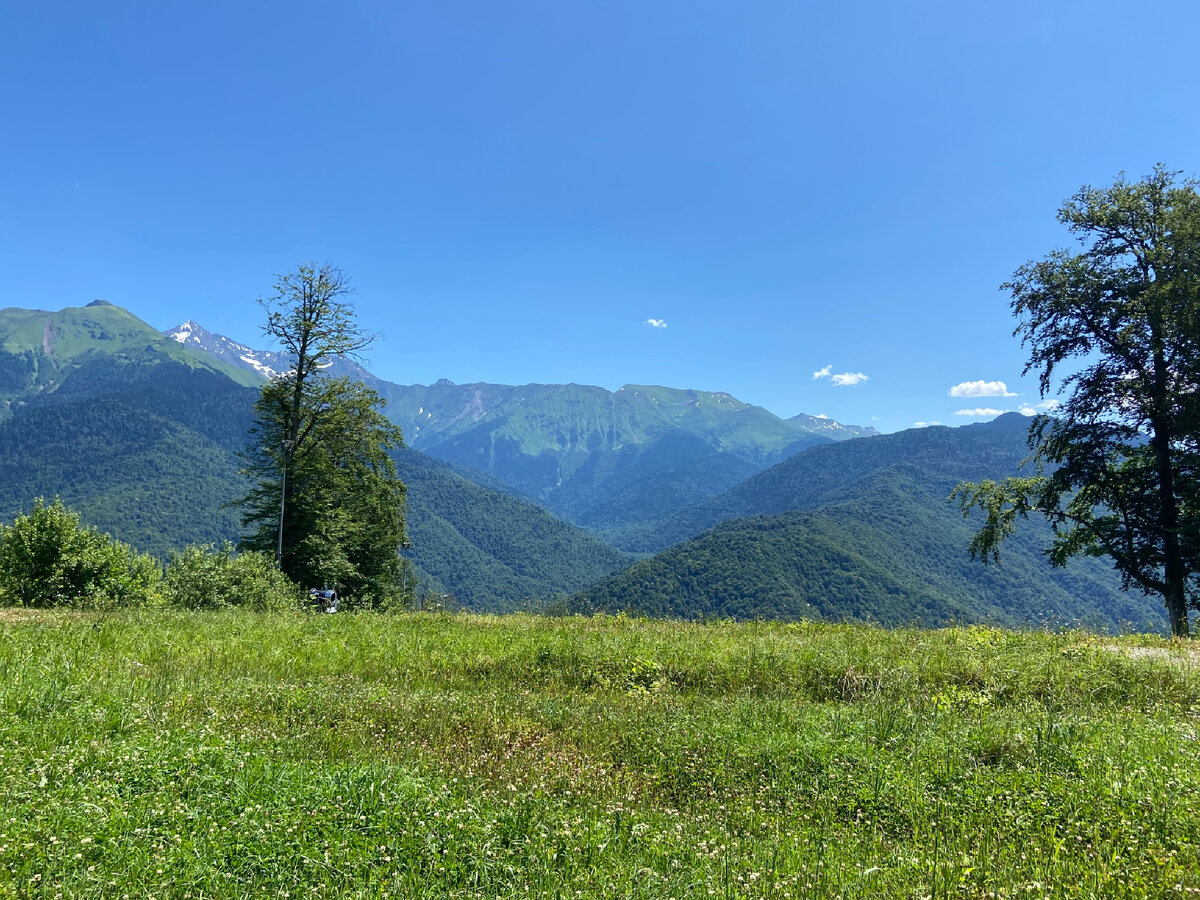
[0,300,1167,631]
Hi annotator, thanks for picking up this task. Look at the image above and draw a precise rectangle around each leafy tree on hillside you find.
[238,263,409,607]
[0,498,159,608]
[954,166,1200,636]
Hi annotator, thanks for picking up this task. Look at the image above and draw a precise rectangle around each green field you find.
[2,611,1198,898]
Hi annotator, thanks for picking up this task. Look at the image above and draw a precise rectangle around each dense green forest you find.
[604,413,1044,552]
[576,421,1164,631]
[0,326,631,607]
[0,362,253,555]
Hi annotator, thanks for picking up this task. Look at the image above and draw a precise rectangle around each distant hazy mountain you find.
[575,415,1166,631]
[1,304,632,607]
[163,319,877,529]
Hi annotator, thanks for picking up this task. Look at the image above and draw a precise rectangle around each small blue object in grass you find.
[309,589,338,613]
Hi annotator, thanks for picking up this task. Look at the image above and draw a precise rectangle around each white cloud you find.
[949,380,1017,398]
[954,407,1007,417]
[814,413,829,419]
[812,364,832,380]
[831,372,869,387]
[644,318,667,328]
[1018,399,1061,416]
[912,421,942,428]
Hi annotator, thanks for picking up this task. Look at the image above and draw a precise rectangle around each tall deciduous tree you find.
[239,263,409,607]
[953,166,1200,637]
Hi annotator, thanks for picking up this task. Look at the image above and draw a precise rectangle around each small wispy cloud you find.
[949,380,1017,398]
[814,413,829,419]
[1037,399,1060,410]
[831,372,869,387]
[644,318,667,328]
[812,364,832,380]
[954,407,1007,417]
[912,421,942,428]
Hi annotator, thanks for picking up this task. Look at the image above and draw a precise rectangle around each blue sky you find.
[2,1,1198,433]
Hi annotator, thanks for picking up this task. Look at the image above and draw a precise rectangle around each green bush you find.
[163,542,301,611]
[0,497,160,608]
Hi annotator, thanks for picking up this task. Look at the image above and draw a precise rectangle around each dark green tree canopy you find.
[239,263,408,607]
[954,166,1200,636]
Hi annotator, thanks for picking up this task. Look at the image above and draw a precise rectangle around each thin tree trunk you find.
[1152,422,1190,638]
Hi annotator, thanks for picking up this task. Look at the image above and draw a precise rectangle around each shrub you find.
[163,542,301,611]
[0,497,160,608]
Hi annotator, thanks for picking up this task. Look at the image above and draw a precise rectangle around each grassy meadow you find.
[2,610,1199,898]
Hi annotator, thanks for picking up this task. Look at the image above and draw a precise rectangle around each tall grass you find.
[1,610,1198,898]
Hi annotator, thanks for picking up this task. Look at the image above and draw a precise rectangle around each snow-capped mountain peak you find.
[162,321,375,382]
[163,321,285,378]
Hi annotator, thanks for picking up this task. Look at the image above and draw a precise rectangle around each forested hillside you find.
[0,362,252,555]
[605,413,1039,552]
[576,416,1165,630]
[0,309,632,608]
[1,302,1168,630]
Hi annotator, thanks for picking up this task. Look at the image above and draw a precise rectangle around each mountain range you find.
[0,301,1168,630]
[573,414,1161,629]
[164,319,875,528]
[1,303,629,608]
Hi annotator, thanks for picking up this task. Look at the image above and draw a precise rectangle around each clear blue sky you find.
[3,0,1198,432]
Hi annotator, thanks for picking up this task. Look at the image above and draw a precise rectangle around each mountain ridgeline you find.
[0,304,630,608]
[0,302,1167,630]
[572,415,1162,629]
[164,319,876,529]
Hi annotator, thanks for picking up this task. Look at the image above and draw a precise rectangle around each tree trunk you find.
[1152,421,1190,638]
[1166,581,1190,638]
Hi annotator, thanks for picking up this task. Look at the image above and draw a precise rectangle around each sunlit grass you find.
[2,610,1198,897]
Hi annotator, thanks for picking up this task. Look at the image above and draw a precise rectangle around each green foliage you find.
[239,264,409,608]
[162,542,301,611]
[578,417,1163,630]
[2,611,1199,897]
[955,166,1200,636]
[395,446,631,610]
[0,498,159,608]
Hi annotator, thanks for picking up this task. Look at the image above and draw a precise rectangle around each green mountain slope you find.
[393,448,631,609]
[575,416,1167,631]
[605,413,1039,552]
[156,318,880,530]
[0,301,259,419]
[0,362,257,556]
[0,312,632,608]
[370,380,867,527]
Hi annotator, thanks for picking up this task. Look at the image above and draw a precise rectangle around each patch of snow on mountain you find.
[240,354,279,378]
